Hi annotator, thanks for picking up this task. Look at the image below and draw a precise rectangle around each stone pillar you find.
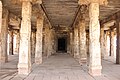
[47,29,52,56]
[73,27,79,59]
[70,32,73,56]
[9,30,14,55]
[0,5,9,63]
[35,15,44,64]
[110,30,114,57]
[16,31,20,54]
[18,1,32,75]
[104,31,109,56]
[100,28,105,58]
[31,31,36,56]
[89,3,102,76]
[86,31,89,66]
[116,16,120,64]
[43,25,48,56]
[78,11,87,64]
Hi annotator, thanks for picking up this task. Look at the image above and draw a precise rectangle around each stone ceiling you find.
[2,0,120,31]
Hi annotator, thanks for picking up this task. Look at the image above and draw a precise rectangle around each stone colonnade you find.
[0,0,54,75]
[0,0,120,77]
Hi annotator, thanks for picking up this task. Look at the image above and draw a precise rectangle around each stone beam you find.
[20,0,42,4]
[100,11,120,25]
[78,0,108,5]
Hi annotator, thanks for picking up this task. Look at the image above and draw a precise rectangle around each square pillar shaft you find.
[74,27,79,59]
[100,28,105,58]
[9,30,14,55]
[0,2,9,63]
[18,1,32,75]
[110,30,115,57]
[116,18,120,64]
[16,31,20,54]
[89,2,102,76]
[78,19,87,64]
[35,16,44,64]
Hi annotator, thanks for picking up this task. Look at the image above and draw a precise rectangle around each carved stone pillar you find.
[110,30,114,57]
[100,28,105,58]
[116,15,120,64]
[74,27,79,59]
[31,31,36,56]
[0,5,9,63]
[70,32,73,56]
[18,1,32,75]
[9,30,14,55]
[35,15,44,64]
[78,6,87,64]
[89,3,102,76]
[47,29,52,57]
[44,25,48,56]
[16,31,20,54]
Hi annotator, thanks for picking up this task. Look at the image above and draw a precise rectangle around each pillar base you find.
[18,63,31,75]
[35,58,42,64]
[89,66,102,76]
[79,58,87,65]
[74,55,79,60]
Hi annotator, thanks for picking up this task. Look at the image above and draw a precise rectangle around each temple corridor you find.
[1,0,120,80]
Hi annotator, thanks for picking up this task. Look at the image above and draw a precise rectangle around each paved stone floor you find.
[0,53,120,80]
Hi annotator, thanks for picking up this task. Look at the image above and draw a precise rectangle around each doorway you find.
[57,37,67,52]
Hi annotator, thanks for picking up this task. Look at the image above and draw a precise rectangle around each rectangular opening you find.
[57,37,67,52]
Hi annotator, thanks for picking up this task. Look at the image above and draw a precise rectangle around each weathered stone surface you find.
[35,15,44,64]
[89,2,102,76]
[18,1,32,75]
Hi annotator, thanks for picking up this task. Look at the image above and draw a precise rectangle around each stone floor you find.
[0,53,120,80]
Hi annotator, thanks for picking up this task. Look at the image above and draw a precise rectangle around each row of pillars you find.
[0,1,55,75]
[100,28,116,58]
[69,3,102,76]
[69,3,120,76]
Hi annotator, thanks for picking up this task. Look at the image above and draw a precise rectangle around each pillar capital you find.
[78,0,108,5]
[79,5,87,20]
[32,5,44,19]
